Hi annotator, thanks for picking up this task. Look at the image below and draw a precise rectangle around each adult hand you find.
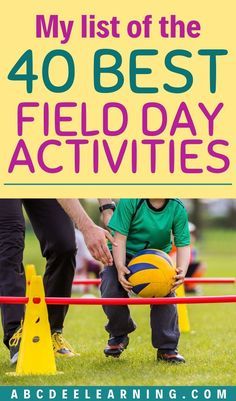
[117,265,133,292]
[171,267,185,292]
[82,223,117,266]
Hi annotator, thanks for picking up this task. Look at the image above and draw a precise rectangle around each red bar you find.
[73,279,101,285]
[44,295,236,305]
[1,295,236,306]
[72,277,236,286]
[0,296,28,304]
[184,277,236,284]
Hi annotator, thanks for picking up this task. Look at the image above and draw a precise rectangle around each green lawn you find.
[0,229,235,385]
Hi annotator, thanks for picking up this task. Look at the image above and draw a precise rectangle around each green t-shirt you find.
[108,199,190,256]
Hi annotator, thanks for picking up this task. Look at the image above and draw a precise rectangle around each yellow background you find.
[0,0,235,198]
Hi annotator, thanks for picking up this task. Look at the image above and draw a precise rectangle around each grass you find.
[0,229,235,385]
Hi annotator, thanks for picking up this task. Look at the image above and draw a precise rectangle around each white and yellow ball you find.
[127,249,176,297]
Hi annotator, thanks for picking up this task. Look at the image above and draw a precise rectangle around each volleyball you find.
[127,249,176,297]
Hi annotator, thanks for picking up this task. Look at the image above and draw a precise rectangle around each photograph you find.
[1,0,235,400]
[0,198,235,393]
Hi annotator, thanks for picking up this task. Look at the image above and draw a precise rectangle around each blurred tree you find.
[190,199,203,236]
[80,199,100,225]
[227,200,236,228]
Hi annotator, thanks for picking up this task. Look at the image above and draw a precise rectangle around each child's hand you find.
[117,265,133,292]
[172,267,185,292]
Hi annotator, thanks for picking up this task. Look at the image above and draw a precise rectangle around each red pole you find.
[44,295,236,305]
[185,277,236,284]
[0,295,236,306]
[0,296,28,304]
[72,277,236,286]
[73,279,101,285]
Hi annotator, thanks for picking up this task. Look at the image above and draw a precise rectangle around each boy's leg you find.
[0,200,25,349]
[101,265,136,337]
[150,292,185,362]
[23,199,76,332]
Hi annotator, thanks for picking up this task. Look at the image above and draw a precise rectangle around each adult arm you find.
[98,198,115,227]
[57,199,116,265]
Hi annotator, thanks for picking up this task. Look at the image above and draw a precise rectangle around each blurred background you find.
[2,198,235,385]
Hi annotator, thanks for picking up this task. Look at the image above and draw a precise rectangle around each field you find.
[0,229,235,385]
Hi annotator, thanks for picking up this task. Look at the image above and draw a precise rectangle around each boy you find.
[100,199,190,363]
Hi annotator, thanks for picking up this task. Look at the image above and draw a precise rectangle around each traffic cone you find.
[25,264,36,297]
[9,275,59,376]
[176,284,190,333]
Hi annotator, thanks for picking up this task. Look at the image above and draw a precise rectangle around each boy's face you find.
[149,198,166,201]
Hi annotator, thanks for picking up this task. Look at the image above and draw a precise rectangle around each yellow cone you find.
[25,264,36,297]
[176,284,190,333]
[14,275,58,375]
